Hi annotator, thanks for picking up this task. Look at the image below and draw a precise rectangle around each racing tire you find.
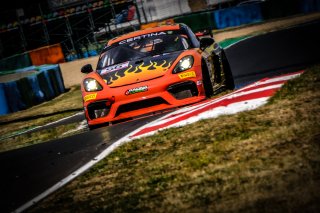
[212,54,222,84]
[201,59,214,98]
[220,49,235,90]
[88,124,97,131]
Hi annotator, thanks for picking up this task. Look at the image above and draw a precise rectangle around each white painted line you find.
[222,35,254,49]
[42,112,84,127]
[0,112,84,141]
[62,120,88,136]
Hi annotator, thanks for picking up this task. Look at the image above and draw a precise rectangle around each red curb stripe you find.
[131,71,304,138]
[131,87,278,137]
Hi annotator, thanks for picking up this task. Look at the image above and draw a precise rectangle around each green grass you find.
[0,122,85,152]
[27,65,320,212]
[218,35,252,48]
[0,85,84,152]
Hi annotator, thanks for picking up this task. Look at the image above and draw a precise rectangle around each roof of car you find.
[108,24,181,46]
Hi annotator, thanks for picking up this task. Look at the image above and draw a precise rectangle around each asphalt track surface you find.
[1,19,320,213]
[0,114,165,213]
[225,19,320,88]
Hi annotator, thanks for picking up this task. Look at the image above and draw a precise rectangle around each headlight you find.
[173,55,194,74]
[83,78,103,92]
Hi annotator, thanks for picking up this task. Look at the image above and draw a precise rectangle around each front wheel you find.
[88,124,98,131]
[201,59,214,98]
[209,49,235,95]
[220,49,235,90]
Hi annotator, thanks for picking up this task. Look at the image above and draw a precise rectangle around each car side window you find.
[184,25,199,48]
[181,37,190,49]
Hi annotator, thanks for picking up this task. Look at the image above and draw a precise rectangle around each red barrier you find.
[29,43,65,66]
[140,19,175,30]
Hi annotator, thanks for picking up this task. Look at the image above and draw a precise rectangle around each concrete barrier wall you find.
[0,55,98,115]
[0,83,10,115]
[0,64,65,115]
[213,4,263,29]
[2,81,25,113]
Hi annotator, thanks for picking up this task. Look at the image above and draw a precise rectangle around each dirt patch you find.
[59,56,98,88]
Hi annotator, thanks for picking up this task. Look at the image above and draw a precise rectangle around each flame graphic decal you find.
[104,60,172,87]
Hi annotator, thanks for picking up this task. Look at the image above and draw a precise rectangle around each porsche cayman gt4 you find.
[81,23,227,129]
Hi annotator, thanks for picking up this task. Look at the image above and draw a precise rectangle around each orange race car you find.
[80,23,232,129]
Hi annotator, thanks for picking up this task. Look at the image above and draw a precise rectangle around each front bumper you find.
[83,67,206,126]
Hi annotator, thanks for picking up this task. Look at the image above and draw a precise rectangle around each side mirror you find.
[199,37,215,51]
[81,64,93,74]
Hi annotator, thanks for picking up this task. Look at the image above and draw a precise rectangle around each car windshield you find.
[97,34,191,70]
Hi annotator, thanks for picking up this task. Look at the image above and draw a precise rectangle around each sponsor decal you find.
[178,71,196,79]
[119,32,167,45]
[84,93,97,102]
[100,61,129,75]
[125,86,148,95]
[105,60,172,86]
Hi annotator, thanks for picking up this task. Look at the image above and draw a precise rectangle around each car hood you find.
[98,52,180,88]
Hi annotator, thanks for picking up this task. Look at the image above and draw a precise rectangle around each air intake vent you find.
[167,81,198,100]
[116,97,168,116]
